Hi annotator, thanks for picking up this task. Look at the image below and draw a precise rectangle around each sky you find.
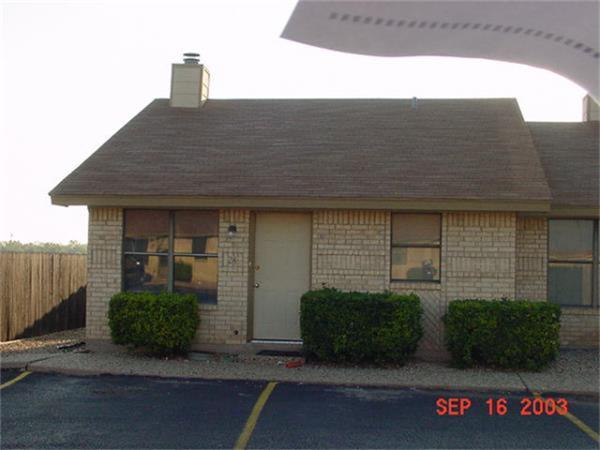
[0,0,589,244]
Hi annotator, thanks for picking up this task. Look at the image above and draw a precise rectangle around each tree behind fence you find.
[0,252,86,341]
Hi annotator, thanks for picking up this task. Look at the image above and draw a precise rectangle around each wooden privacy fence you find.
[0,252,87,341]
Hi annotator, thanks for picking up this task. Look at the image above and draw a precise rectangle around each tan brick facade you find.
[311,211,524,354]
[194,209,251,346]
[86,207,253,346]
[85,207,598,350]
[560,307,599,347]
[311,211,389,292]
[515,216,547,301]
[86,207,123,340]
[443,212,516,300]
[393,212,518,354]
[514,215,599,347]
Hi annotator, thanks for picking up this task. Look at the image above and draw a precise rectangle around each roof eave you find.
[50,194,552,213]
[548,205,600,218]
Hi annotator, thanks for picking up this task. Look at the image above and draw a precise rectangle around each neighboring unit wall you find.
[195,209,251,346]
[515,216,598,348]
[86,207,123,340]
[515,216,547,300]
[560,308,599,347]
[311,210,389,292]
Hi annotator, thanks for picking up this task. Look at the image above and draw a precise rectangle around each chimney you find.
[170,53,210,108]
[582,95,599,121]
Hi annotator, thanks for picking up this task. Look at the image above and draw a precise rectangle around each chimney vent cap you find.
[183,52,200,64]
[411,96,418,110]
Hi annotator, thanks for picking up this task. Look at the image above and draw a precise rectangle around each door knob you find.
[254,282,260,288]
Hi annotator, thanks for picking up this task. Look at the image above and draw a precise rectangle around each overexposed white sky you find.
[0,0,588,244]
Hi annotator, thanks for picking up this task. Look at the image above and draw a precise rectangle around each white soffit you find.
[281,1,600,99]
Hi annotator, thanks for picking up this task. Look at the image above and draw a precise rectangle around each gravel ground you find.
[2,329,597,395]
[520,349,599,394]
[27,351,526,392]
[20,347,599,396]
[0,328,85,355]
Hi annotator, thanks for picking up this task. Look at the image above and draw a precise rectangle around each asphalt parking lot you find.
[1,369,598,449]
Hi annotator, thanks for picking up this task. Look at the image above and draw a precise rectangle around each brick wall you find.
[86,207,123,340]
[194,209,251,345]
[390,283,444,354]
[85,207,251,346]
[393,215,448,355]
[560,308,599,347]
[310,211,524,355]
[310,210,450,355]
[515,216,547,300]
[444,212,516,301]
[84,207,598,350]
[514,215,598,348]
[311,210,389,292]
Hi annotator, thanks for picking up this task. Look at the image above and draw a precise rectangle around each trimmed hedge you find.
[108,292,199,355]
[300,288,423,365]
[444,299,561,371]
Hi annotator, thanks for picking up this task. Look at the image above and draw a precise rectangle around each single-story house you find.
[50,57,599,355]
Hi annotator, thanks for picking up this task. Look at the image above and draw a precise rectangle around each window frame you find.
[390,212,442,283]
[122,209,219,304]
[547,218,598,308]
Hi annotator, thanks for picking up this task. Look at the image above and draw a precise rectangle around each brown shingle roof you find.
[50,98,551,203]
[528,122,599,208]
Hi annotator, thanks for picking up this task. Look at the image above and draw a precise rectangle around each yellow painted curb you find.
[234,381,278,450]
[533,392,599,443]
[0,371,31,390]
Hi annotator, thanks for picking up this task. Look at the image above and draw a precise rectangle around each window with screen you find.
[548,219,598,307]
[391,214,441,282]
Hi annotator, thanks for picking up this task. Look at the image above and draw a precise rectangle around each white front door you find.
[253,212,311,340]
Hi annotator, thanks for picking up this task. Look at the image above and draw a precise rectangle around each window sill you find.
[559,305,599,315]
[390,280,442,291]
[199,302,218,310]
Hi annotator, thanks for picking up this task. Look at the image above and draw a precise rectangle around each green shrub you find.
[444,299,561,371]
[300,288,423,365]
[108,292,199,355]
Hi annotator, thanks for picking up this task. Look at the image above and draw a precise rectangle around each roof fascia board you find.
[51,195,551,212]
[548,206,600,218]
